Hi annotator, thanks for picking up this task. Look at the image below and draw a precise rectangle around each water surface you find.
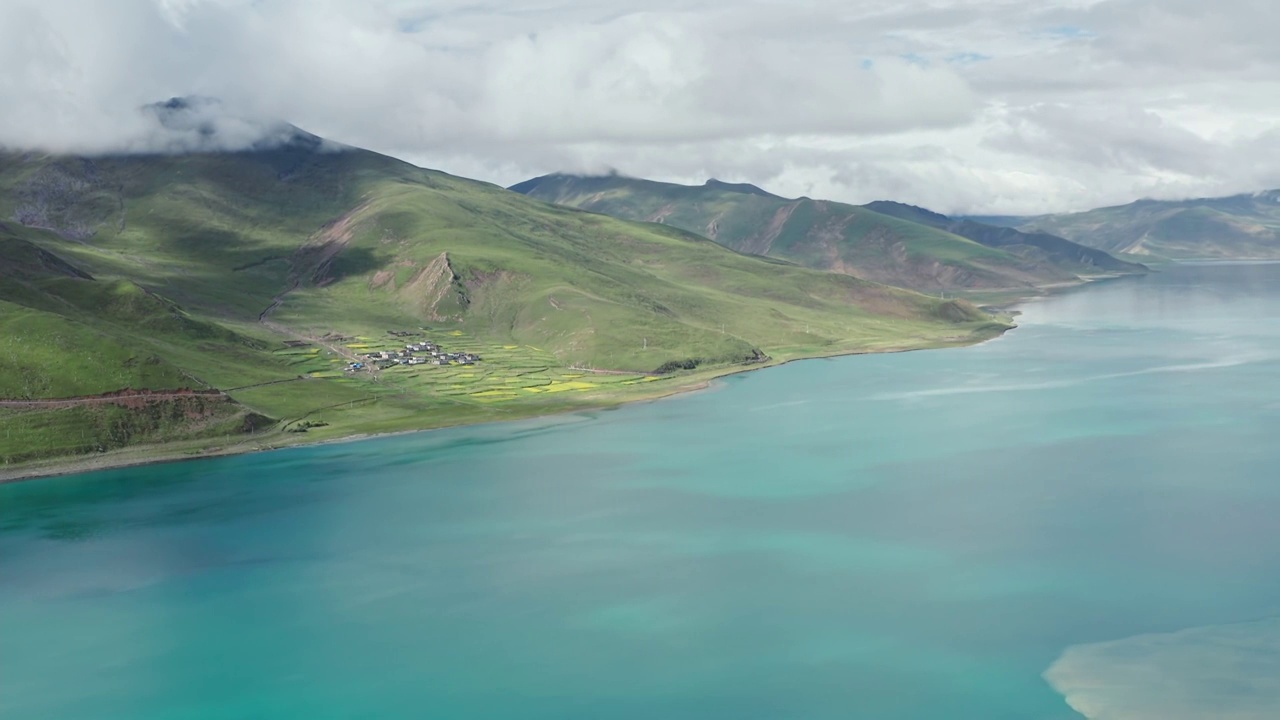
[4,263,1280,719]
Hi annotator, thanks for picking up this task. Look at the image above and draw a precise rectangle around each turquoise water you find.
[4,263,1280,719]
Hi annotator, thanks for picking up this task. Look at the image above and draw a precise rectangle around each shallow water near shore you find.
[4,263,1280,719]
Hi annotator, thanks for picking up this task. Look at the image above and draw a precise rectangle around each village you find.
[345,331,482,373]
[268,327,666,405]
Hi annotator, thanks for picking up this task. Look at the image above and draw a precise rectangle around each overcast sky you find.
[2,0,1277,214]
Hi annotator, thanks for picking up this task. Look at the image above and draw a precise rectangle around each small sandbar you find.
[1045,618,1280,719]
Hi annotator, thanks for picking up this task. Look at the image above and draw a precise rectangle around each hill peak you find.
[863,200,952,224]
[132,96,339,155]
[507,173,589,194]
[703,179,778,198]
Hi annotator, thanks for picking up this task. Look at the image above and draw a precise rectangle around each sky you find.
[1,0,1278,215]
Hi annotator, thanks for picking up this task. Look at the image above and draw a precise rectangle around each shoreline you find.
[0,323,1014,485]
[2,268,1150,486]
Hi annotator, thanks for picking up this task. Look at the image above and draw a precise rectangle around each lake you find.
[4,262,1280,719]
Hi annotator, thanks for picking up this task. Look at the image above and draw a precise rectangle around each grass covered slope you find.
[0,148,998,371]
[1015,191,1280,260]
[0,227,275,462]
[275,174,1001,372]
[512,174,1140,293]
[0,119,1008,473]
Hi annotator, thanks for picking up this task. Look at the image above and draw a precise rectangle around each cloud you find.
[137,96,344,153]
[1,0,1278,213]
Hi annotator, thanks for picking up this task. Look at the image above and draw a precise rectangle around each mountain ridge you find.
[864,201,1145,274]
[1011,190,1280,259]
[512,173,1145,293]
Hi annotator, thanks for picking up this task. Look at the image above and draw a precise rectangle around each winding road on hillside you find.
[258,285,370,371]
[256,208,375,372]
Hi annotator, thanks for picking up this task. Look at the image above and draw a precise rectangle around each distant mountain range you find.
[980,191,1280,260]
[512,174,1145,294]
[0,100,1005,472]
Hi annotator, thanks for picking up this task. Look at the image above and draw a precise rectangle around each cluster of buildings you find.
[345,336,481,373]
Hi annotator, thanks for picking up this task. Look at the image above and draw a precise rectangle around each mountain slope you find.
[0,225,276,463]
[864,201,1146,274]
[1015,191,1280,259]
[512,174,1142,293]
[0,108,1006,471]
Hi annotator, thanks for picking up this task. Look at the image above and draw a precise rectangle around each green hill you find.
[512,174,1142,293]
[1014,191,1280,260]
[0,110,1007,474]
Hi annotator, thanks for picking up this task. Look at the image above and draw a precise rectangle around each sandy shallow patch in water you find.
[1045,618,1280,719]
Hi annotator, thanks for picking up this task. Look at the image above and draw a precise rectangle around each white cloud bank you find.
[1,0,1278,214]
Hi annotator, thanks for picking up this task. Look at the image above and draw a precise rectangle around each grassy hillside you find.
[1015,191,1280,260]
[512,174,1140,293]
[0,126,1007,473]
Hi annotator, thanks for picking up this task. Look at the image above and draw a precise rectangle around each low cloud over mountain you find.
[2,0,1278,213]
